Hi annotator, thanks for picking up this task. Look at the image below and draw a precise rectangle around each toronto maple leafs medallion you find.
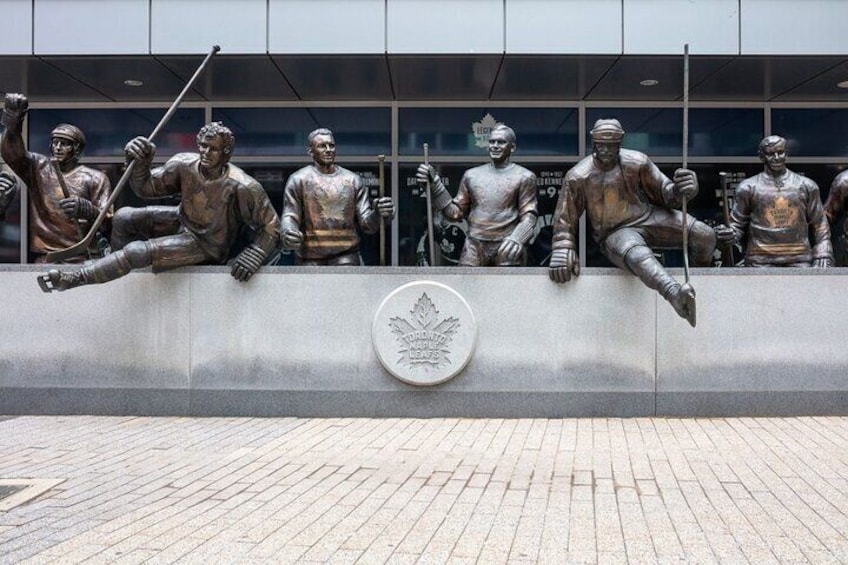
[373,281,477,386]
[389,293,460,370]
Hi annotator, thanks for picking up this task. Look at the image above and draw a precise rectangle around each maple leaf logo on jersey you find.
[472,113,499,149]
[388,293,460,370]
[766,195,799,228]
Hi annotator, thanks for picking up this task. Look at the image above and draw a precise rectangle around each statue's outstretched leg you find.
[671,283,696,327]
[38,241,152,294]
[624,245,696,326]
[37,269,84,293]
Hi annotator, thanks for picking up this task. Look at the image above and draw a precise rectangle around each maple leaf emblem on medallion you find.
[472,113,499,149]
[388,293,460,370]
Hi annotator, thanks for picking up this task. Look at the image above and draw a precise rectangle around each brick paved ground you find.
[0,416,846,564]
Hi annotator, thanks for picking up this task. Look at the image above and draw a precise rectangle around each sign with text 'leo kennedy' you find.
[372,281,477,386]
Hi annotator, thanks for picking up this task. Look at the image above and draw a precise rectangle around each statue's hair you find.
[307,128,334,147]
[491,123,516,145]
[758,135,786,156]
[197,122,235,155]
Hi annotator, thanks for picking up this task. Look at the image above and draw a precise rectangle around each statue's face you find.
[198,134,228,171]
[51,137,76,165]
[488,130,514,164]
[760,140,787,175]
[309,134,336,168]
[593,141,620,169]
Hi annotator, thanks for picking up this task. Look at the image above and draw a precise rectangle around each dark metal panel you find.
[270,55,392,101]
[0,57,111,102]
[585,56,732,101]
[491,55,617,100]
[41,56,196,102]
[691,56,848,101]
[0,57,28,96]
[159,55,297,101]
[772,58,848,101]
[388,55,503,100]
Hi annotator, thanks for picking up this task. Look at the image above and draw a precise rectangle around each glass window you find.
[688,108,763,157]
[29,109,205,158]
[586,107,763,159]
[398,107,579,157]
[397,162,572,266]
[212,108,391,157]
[771,109,848,157]
[586,108,683,156]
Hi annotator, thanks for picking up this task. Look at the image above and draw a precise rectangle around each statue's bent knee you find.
[122,240,153,269]
[690,221,717,265]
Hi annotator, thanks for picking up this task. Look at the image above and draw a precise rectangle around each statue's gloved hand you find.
[496,238,523,264]
[415,164,437,187]
[231,243,268,282]
[548,248,580,283]
[281,228,304,249]
[2,93,29,132]
[812,257,832,268]
[374,196,395,220]
[124,136,156,165]
[713,224,739,246]
[673,168,699,201]
[59,196,97,221]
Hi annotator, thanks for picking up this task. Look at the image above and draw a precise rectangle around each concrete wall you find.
[8,0,847,55]
[1,266,846,417]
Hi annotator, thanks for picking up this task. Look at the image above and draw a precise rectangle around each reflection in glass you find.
[213,108,390,157]
[688,108,763,157]
[399,108,578,156]
[586,108,683,156]
[772,109,848,157]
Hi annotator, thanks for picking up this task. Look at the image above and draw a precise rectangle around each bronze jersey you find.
[443,162,537,242]
[282,165,380,260]
[7,152,111,260]
[137,153,279,263]
[730,170,831,265]
[552,149,676,251]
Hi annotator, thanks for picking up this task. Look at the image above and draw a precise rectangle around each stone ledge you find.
[1,266,846,417]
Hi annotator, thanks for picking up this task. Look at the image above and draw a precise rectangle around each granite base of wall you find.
[2,265,846,417]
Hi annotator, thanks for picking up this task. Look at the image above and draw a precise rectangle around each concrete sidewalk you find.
[0,416,846,564]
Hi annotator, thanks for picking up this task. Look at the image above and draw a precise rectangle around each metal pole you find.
[378,154,386,266]
[719,172,735,267]
[423,143,436,265]
[681,43,691,285]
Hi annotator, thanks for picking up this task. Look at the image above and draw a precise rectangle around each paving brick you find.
[1,416,847,563]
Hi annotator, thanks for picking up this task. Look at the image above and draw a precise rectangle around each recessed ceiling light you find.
[837,80,848,89]
[123,79,144,87]
[640,79,659,87]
